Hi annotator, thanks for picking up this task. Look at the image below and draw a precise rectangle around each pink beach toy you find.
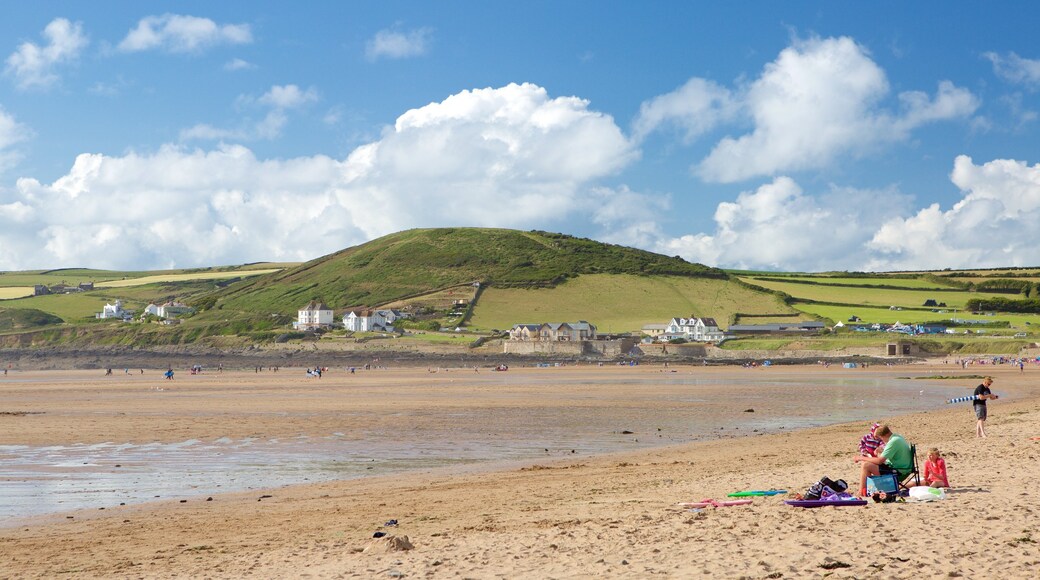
[679,498,754,508]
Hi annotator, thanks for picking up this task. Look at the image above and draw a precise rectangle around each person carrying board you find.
[973,376,998,438]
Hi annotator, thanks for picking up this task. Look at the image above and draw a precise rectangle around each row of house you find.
[508,321,597,342]
[294,301,408,332]
[96,299,196,322]
[507,316,825,345]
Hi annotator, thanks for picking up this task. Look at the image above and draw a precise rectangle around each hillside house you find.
[343,308,402,332]
[663,316,724,342]
[96,300,132,320]
[509,321,597,342]
[641,323,668,338]
[158,301,195,319]
[143,303,161,317]
[295,301,334,330]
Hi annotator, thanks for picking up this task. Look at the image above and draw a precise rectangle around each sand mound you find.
[363,535,413,553]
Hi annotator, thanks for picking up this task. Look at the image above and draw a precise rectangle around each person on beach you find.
[923,447,949,488]
[974,377,998,438]
[852,424,912,496]
[858,422,883,457]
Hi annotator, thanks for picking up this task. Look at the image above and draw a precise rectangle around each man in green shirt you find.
[853,424,912,496]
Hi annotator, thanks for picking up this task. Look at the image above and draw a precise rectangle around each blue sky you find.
[2,2,1040,272]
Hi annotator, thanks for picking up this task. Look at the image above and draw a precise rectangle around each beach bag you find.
[909,486,946,502]
[867,473,899,496]
[804,476,847,500]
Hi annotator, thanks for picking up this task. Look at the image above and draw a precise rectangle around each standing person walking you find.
[974,376,998,438]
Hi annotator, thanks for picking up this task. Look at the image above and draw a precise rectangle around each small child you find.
[923,447,949,488]
[858,422,883,457]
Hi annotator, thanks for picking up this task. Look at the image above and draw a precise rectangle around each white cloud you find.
[631,78,736,142]
[118,14,252,54]
[365,27,432,61]
[322,106,343,125]
[700,37,979,182]
[258,84,318,109]
[655,176,912,271]
[984,52,1040,87]
[586,185,671,250]
[224,57,256,71]
[181,84,317,142]
[636,36,979,183]
[1,83,641,270]
[866,155,1040,270]
[4,18,88,90]
[0,106,31,173]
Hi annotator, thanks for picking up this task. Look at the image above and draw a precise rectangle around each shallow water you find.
[0,372,973,523]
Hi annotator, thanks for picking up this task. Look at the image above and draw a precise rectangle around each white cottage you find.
[295,300,334,330]
[96,300,130,320]
[343,308,398,332]
[157,301,195,319]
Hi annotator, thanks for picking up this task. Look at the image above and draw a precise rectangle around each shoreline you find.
[2,363,1038,578]
[0,344,923,371]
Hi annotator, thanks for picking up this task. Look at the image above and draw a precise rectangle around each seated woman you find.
[852,424,913,496]
[923,447,949,488]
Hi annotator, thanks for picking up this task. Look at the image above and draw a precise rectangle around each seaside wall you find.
[635,343,708,357]
[502,338,637,357]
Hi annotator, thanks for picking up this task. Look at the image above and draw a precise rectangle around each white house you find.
[143,303,161,317]
[295,301,334,330]
[344,308,400,332]
[96,300,131,320]
[157,301,195,319]
[663,316,724,342]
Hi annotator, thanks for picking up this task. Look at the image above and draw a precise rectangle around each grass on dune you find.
[467,274,795,333]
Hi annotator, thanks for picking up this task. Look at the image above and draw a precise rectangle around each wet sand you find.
[1,362,1038,578]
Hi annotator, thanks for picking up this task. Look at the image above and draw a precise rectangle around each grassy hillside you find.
[467,274,795,332]
[0,267,286,322]
[0,308,63,331]
[206,228,727,317]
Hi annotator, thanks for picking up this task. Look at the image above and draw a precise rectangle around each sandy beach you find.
[1,362,1038,578]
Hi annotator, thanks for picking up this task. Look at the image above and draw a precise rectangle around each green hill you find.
[204,228,727,317]
[0,308,64,331]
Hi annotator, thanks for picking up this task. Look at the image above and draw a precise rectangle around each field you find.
[95,269,280,288]
[0,288,32,300]
[760,276,961,289]
[797,303,1040,331]
[0,293,112,322]
[467,274,795,333]
[740,277,1010,309]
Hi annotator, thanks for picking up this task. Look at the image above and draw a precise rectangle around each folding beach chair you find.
[899,444,921,491]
